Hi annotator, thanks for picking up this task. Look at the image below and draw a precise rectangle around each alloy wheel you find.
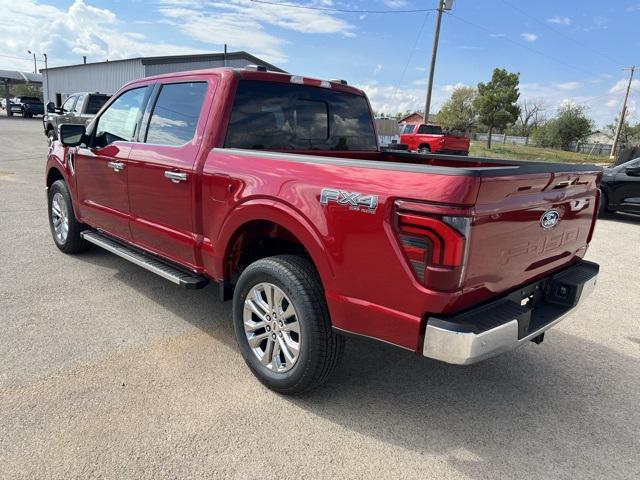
[51,192,69,243]
[243,282,301,373]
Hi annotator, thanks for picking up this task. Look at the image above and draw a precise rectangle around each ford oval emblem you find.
[540,209,560,230]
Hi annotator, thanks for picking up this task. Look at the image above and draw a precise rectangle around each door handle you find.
[164,171,188,183]
[107,161,125,172]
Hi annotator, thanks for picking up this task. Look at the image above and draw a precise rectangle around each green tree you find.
[10,84,42,99]
[605,118,640,146]
[474,68,521,148]
[434,86,477,131]
[532,103,594,149]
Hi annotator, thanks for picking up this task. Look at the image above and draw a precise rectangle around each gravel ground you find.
[1,115,639,480]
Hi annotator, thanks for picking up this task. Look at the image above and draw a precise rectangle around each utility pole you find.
[610,65,635,160]
[424,0,453,125]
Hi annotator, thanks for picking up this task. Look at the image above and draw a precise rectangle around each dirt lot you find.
[1,115,639,480]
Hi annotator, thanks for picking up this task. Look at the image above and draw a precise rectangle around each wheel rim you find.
[51,192,69,243]
[47,131,54,145]
[243,282,301,373]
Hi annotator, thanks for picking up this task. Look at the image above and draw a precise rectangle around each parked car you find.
[8,96,44,117]
[600,157,640,215]
[43,92,110,144]
[45,67,600,394]
[399,123,470,155]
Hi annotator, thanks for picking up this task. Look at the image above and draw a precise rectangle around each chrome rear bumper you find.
[423,260,599,365]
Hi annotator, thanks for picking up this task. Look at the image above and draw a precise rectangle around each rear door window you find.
[144,82,208,146]
[86,95,110,115]
[225,80,377,151]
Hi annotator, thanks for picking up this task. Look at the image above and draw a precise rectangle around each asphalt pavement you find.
[1,115,639,479]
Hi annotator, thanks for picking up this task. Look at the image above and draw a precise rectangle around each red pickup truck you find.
[400,123,470,155]
[46,67,600,394]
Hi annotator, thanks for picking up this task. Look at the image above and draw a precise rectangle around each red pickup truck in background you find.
[46,67,600,394]
[400,123,470,155]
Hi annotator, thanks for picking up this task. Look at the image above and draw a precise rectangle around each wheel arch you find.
[215,200,334,299]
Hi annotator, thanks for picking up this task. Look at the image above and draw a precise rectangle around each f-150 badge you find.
[320,188,378,213]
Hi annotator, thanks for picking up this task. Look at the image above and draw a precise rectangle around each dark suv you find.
[43,92,110,144]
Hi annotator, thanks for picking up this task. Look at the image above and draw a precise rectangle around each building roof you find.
[0,69,43,84]
[397,111,437,123]
[41,51,286,73]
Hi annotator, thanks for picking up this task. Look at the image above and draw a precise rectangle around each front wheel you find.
[48,180,90,253]
[599,190,610,216]
[47,128,56,145]
[233,255,344,394]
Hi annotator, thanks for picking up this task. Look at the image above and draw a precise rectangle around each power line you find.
[249,0,438,14]
[390,12,431,109]
[444,11,605,78]
[497,0,625,68]
[0,53,44,63]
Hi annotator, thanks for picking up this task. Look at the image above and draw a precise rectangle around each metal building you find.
[41,51,285,107]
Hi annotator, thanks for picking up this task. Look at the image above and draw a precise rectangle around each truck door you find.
[74,86,149,241]
[127,78,214,270]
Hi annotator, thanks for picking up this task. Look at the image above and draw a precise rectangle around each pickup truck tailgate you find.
[442,134,469,151]
[463,170,600,300]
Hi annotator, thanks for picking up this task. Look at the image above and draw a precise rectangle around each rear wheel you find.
[48,180,90,254]
[418,145,431,154]
[233,255,344,394]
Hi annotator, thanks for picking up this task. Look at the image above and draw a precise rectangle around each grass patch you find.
[469,141,613,165]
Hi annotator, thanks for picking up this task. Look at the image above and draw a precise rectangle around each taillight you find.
[394,201,472,291]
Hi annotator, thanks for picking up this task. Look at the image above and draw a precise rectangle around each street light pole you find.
[27,50,37,74]
[424,0,453,125]
[610,65,635,160]
[42,53,50,105]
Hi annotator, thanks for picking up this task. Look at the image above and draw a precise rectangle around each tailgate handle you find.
[553,179,577,189]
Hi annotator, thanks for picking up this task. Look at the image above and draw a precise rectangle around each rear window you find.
[225,80,377,151]
[417,125,443,135]
[86,95,110,115]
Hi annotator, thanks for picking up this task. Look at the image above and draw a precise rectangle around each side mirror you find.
[46,102,55,113]
[59,124,86,147]
[625,166,640,177]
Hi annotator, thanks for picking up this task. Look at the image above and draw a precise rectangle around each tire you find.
[599,190,609,216]
[47,128,56,145]
[418,145,430,154]
[47,180,90,254]
[233,255,344,394]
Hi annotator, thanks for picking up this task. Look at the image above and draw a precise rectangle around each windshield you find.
[225,80,377,151]
[400,124,416,134]
[20,97,42,104]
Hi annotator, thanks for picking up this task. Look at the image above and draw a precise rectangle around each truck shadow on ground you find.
[76,248,639,480]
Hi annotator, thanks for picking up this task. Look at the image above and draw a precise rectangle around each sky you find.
[1,0,639,127]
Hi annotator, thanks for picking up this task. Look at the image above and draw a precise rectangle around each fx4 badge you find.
[320,188,378,213]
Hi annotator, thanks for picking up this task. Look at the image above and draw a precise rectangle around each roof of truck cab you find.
[126,67,365,96]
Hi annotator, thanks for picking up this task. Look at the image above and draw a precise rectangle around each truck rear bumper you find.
[423,260,599,365]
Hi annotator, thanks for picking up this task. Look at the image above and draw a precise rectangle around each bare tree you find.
[513,99,547,139]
